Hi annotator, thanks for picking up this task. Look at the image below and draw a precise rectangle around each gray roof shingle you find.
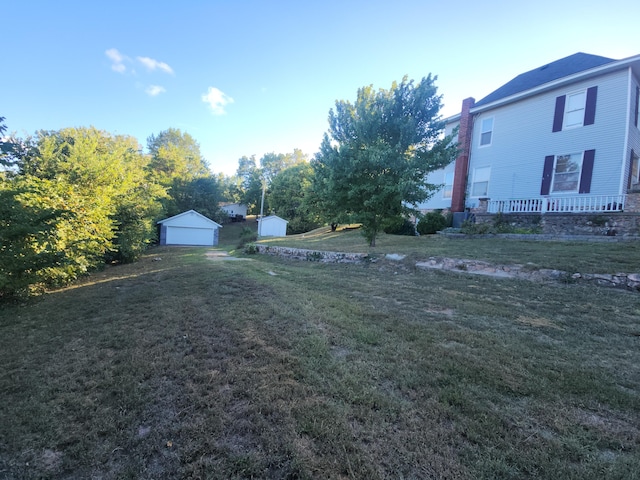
[474,53,616,107]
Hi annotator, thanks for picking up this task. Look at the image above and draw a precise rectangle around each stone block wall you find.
[251,245,369,263]
[472,193,640,237]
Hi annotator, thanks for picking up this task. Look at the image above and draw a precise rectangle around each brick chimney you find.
[450,97,475,212]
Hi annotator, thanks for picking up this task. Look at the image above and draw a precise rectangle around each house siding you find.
[417,120,459,210]
[625,72,640,189]
[465,69,630,208]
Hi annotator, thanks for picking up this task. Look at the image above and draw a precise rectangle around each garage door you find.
[166,226,214,246]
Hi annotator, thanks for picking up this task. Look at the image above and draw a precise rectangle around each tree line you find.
[1,74,456,299]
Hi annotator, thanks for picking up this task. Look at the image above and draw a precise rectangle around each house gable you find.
[157,210,222,229]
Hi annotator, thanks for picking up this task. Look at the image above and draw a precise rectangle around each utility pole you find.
[258,180,266,237]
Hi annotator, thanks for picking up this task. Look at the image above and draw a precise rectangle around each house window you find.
[552,86,598,132]
[631,151,640,186]
[471,167,490,197]
[552,153,583,193]
[563,91,586,129]
[542,150,595,195]
[479,117,493,146]
[443,171,454,198]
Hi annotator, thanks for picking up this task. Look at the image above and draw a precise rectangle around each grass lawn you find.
[1,229,639,479]
[257,226,640,274]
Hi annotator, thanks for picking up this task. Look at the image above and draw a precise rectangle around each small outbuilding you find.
[257,215,288,237]
[157,210,222,246]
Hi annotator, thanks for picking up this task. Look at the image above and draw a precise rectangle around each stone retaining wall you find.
[251,244,369,263]
[415,257,640,292]
[474,212,640,237]
[250,245,640,292]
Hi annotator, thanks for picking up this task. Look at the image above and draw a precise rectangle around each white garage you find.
[158,210,222,246]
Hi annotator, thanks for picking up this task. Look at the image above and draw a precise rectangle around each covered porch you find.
[484,194,627,214]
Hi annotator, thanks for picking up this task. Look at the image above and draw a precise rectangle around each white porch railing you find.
[487,195,626,214]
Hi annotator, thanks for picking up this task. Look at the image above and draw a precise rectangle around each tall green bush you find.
[417,211,449,235]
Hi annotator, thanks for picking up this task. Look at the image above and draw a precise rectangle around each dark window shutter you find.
[635,86,639,128]
[584,86,598,126]
[552,95,566,132]
[541,155,555,195]
[579,149,595,194]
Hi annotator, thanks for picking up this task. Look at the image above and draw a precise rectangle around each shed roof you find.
[258,214,288,224]
[157,209,222,228]
[474,53,616,108]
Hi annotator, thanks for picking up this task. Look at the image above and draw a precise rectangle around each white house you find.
[419,52,640,216]
[220,202,248,221]
[157,210,222,246]
[257,215,288,237]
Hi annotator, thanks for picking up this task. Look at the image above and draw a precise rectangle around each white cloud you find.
[105,48,128,73]
[145,85,166,96]
[202,87,234,115]
[137,56,174,75]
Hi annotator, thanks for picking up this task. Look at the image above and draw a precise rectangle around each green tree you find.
[236,155,263,214]
[217,173,242,203]
[260,150,307,185]
[147,128,209,185]
[146,128,222,220]
[15,128,165,266]
[269,162,321,234]
[312,75,456,246]
[169,176,223,221]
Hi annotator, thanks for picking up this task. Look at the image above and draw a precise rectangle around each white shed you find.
[157,210,222,246]
[257,215,288,237]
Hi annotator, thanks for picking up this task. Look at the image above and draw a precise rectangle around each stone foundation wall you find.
[474,212,640,236]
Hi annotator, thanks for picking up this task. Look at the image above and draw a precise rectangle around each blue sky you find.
[3,0,639,175]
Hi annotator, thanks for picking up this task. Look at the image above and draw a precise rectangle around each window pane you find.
[564,110,583,127]
[566,92,585,110]
[443,172,454,198]
[564,91,585,128]
[471,181,488,197]
[552,153,582,192]
[480,118,493,146]
[471,167,490,196]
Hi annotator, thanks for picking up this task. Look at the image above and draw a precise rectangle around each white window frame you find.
[470,166,490,197]
[631,151,640,186]
[443,171,454,198]
[563,89,586,130]
[635,85,639,130]
[479,117,494,147]
[551,152,583,194]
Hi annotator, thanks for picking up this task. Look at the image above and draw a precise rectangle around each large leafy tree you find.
[147,128,209,184]
[313,75,456,246]
[1,127,166,298]
[269,162,321,234]
[146,128,222,219]
[236,155,263,214]
[260,149,307,185]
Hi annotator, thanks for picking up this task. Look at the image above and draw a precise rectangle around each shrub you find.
[244,243,258,254]
[237,227,257,248]
[417,211,449,235]
[383,217,416,236]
